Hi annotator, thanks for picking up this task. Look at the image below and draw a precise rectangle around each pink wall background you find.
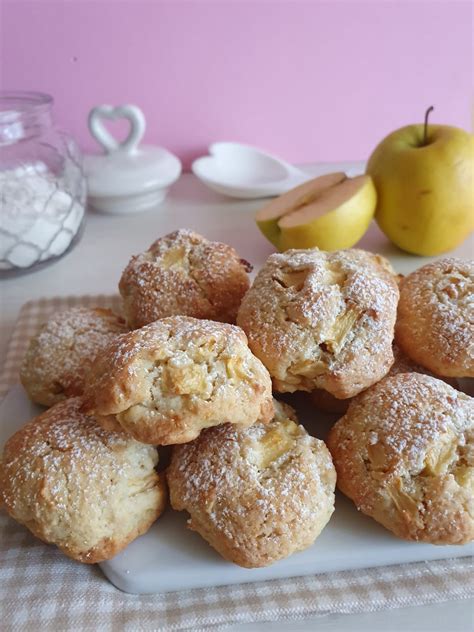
[1,1,473,170]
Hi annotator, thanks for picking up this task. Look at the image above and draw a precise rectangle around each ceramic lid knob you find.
[84,104,181,214]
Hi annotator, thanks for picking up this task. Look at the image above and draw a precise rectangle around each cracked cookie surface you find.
[167,400,336,567]
[396,258,474,377]
[20,307,128,407]
[119,229,252,328]
[328,373,474,544]
[0,398,166,563]
[237,248,399,398]
[82,316,274,445]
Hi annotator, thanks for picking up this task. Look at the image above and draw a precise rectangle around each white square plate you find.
[1,383,471,595]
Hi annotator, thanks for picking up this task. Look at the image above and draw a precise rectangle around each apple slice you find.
[256,172,346,247]
[256,174,376,251]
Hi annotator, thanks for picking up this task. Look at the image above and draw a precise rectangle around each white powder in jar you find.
[0,162,85,270]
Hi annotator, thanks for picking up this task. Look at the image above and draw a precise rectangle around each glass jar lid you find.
[0,91,53,145]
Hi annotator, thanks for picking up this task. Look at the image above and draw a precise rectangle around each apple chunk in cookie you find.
[119,229,252,328]
[237,248,399,398]
[82,316,274,445]
[395,258,474,378]
[0,398,166,564]
[167,401,336,568]
[328,374,474,545]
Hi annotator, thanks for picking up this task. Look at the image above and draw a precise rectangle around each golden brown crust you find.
[20,307,127,407]
[167,400,336,567]
[328,373,474,545]
[0,398,166,563]
[396,258,474,378]
[82,316,274,445]
[119,229,252,328]
[237,248,399,398]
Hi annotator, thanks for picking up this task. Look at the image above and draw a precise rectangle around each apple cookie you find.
[20,307,128,407]
[0,398,166,564]
[395,258,474,378]
[119,229,252,328]
[167,400,336,568]
[82,316,274,445]
[237,248,399,398]
[328,373,474,545]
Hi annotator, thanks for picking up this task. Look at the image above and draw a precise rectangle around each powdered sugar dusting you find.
[329,373,474,543]
[343,374,472,464]
[2,398,156,509]
[0,398,161,560]
[20,307,127,405]
[396,258,474,377]
[168,402,336,565]
[119,229,252,328]
[83,316,273,445]
[237,247,399,398]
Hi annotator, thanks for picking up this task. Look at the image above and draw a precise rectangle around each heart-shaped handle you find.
[88,104,146,154]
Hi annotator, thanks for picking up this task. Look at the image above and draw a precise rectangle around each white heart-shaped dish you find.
[191,142,310,199]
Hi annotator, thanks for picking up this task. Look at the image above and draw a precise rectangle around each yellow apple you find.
[366,111,474,256]
[256,173,376,251]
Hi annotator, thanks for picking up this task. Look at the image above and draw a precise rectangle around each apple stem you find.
[423,106,434,145]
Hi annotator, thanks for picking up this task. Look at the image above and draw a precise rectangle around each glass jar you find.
[0,91,86,276]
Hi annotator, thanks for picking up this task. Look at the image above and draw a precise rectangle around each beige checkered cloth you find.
[0,296,472,631]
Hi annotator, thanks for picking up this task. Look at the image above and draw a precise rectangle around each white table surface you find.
[0,165,473,630]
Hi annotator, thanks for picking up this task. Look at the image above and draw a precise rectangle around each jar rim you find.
[0,91,53,114]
